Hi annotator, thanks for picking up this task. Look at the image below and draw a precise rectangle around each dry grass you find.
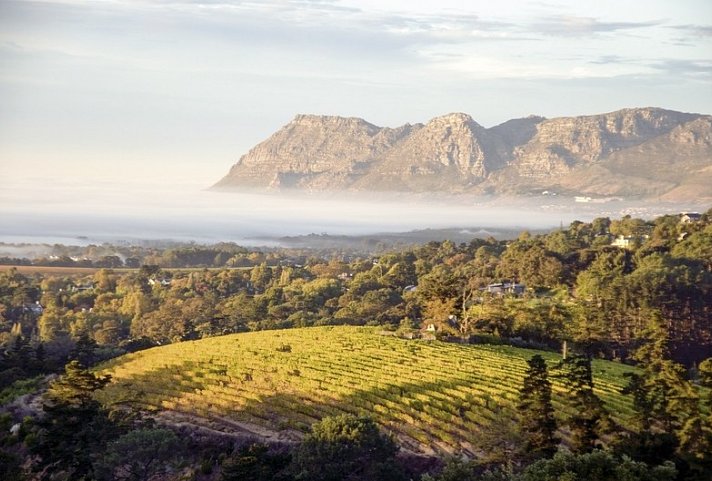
[0,265,127,276]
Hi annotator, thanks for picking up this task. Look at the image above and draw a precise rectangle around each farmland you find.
[97,326,637,456]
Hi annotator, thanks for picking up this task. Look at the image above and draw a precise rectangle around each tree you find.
[573,250,630,351]
[250,263,273,293]
[221,443,292,481]
[557,354,610,453]
[94,268,118,290]
[422,297,458,334]
[517,450,676,481]
[633,313,698,433]
[290,415,404,481]
[518,355,558,459]
[690,358,712,455]
[96,428,181,481]
[615,312,704,468]
[37,305,68,343]
[420,457,479,481]
[497,241,565,288]
[70,332,99,367]
[674,357,712,478]
[33,360,113,480]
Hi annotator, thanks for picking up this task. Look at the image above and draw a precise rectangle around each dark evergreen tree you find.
[518,354,558,459]
[33,342,46,373]
[9,335,33,370]
[557,354,610,453]
[69,332,99,367]
[617,371,678,466]
[622,372,655,433]
[675,357,712,480]
[617,312,710,476]
[633,313,699,433]
[32,360,113,480]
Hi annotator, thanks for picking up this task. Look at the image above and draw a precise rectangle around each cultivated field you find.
[0,265,111,276]
[97,326,637,455]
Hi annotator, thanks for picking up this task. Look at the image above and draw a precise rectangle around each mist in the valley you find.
[0,178,699,248]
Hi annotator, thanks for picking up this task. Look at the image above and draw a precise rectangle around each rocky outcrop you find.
[508,108,698,178]
[215,114,403,190]
[214,108,712,200]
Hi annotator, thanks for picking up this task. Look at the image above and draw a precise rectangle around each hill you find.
[213,108,712,201]
[97,326,636,456]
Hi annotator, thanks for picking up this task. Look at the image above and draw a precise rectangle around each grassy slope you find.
[97,326,636,455]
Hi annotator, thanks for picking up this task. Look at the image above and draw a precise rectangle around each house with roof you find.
[680,212,702,224]
[482,282,526,296]
[611,235,635,249]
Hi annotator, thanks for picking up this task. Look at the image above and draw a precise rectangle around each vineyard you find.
[97,326,637,456]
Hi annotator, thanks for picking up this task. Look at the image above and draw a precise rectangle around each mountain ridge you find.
[214,107,712,201]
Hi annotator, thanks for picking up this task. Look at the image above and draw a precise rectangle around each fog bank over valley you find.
[1,178,705,248]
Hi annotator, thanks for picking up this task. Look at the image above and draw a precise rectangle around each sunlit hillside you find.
[97,326,637,456]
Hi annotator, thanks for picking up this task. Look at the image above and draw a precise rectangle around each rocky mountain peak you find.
[290,114,379,131]
[428,112,477,125]
[214,108,712,201]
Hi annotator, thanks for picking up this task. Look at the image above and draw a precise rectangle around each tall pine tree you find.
[633,312,699,432]
[673,358,712,479]
[33,360,113,480]
[558,354,610,453]
[518,354,558,459]
[617,312,701,467]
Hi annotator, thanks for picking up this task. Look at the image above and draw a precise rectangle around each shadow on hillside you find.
[100,361,519,458]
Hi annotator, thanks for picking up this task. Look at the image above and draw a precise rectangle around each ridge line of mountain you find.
[214,107,712,201]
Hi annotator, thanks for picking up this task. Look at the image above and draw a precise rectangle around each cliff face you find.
[213,108,712,200]
[217,114,404,190]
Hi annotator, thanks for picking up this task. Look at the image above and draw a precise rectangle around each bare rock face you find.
[509,108,698,178]
[214,114,414,190]
[353,113,500,192]
[214,108,712,200]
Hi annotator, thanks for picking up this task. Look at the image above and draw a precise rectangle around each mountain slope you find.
[97,326,637,456]
[214,108,712,200]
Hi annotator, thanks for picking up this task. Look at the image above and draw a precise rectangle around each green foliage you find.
[518,355,558,459]
[672,226,712,269]
[0,375,44,405]
[291,414,404,481]
[633,313,699,433]
[2,210,711,369]
[617,314,712,474]
[557,355,610,453]
[70,332,99,367]
[1,211,710,478]
[516,450,676,481]
[32,360,113,480]
[221,443,292,481]
[420,457,480,481]
[497,240,565,288]
[95,428,181,481]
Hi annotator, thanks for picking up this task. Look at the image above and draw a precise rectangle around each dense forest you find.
[1,209,711,480]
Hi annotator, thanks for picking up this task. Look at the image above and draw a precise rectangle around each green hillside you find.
[97,326,637,456]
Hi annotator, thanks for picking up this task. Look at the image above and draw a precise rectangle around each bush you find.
[290,415,405,481]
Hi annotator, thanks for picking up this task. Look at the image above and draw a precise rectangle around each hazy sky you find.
[1,0,711,187]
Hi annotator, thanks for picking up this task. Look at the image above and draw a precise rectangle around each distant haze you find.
[1,178,705,246]
[1,1,709,242]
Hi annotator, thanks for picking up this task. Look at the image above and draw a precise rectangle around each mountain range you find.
[213,108,712,201]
